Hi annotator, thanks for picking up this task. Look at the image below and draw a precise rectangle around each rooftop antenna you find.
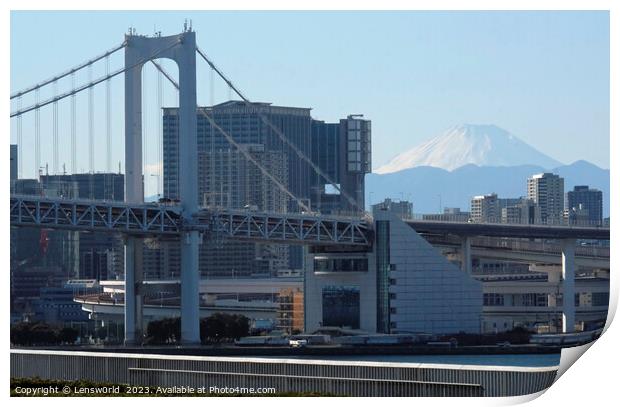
[183,19,187,32]
[189,19,193,31]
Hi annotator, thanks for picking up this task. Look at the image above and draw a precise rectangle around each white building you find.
[527,173,564,224]
[304,209,483,334]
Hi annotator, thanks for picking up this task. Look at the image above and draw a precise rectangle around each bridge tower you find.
[124,30,200,344]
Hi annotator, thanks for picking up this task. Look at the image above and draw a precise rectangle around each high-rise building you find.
[163,102,315,275]
[471,194,533,224]
[163,102,313,207]
[161,102,370,278]
[527,173,564,224]
[10,179,80,316]
[470,194,500,223]
[40,173,125,280]
[501,198,540,225]
[566,185,603,226]
[311,115,371,214]
[40,173,124,201]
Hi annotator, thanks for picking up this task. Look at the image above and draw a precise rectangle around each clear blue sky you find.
[10,11,610,194]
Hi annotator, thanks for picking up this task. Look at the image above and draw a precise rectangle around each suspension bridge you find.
[9,27,609,345]
[10,27,373,344]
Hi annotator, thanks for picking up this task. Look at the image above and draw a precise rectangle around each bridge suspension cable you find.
[34,88,40,177]
[157,65,163,196]
[195,46,363,213]
[106,55,112,172]
[150,59,311,213]
[88,64,95,198]
[71,72,77,174]
[53,80,59,175]
[10,42,126,100]
[16,96,23,177]
[10,39,181,118]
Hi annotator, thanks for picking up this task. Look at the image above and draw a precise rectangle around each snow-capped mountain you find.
[375,124,563,174]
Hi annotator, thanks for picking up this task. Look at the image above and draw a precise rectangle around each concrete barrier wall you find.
[10,350,557,397]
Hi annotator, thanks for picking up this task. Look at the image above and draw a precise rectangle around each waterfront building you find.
[305,208,483,335]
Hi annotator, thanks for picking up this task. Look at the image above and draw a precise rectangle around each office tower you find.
[40,173,125,280]
[311,115,371,214]
[163,102,314,274]
[566,185,603,226]
[162,102,370,278]
[199,145,290,278]
[471,194,527,223]
[470,193,500,223]
[527,173,564,224]
[501,198,540,224]
[10,179,80,316]
[40,173,124,201]
[163,102,313,207]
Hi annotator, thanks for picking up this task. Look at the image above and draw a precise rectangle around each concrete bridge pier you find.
[562,239,576,333]
[124,237,143,344]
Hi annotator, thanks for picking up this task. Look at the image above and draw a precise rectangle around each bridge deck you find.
[406,220,609,240]
[10,195,371,246]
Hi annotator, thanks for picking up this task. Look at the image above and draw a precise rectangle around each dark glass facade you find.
[310,116,371,215]
[375,220,391,333]
[313,257,368,272]
[322,286,360,329]
[566,185,603,225]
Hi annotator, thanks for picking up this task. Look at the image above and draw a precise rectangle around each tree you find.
[201,313,250,343]
[58,327,79,344]
[10,322,60,346]
[146,318,181,344]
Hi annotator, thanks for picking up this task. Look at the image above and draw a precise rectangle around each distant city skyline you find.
[10,11,610,197]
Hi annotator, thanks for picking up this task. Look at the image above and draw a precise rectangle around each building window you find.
[483,293,504,306]
[322,286,360,329]
[592,292,610,307]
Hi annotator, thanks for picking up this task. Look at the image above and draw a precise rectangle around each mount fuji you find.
[375,124,563,174]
